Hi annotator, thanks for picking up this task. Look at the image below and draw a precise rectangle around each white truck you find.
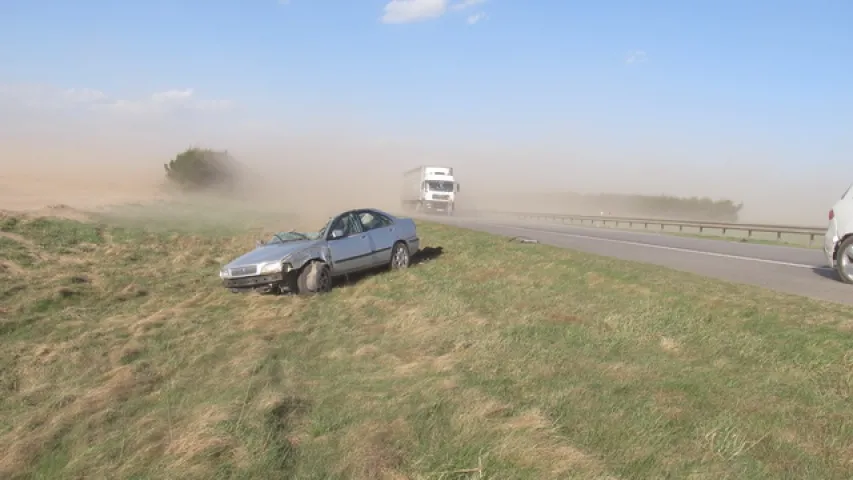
[401,166,460,215]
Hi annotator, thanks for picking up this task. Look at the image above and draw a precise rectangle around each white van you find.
[824,183,853,283]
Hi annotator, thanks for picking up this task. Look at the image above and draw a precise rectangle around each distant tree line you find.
[589,194,744,222]
[481,191,745,223]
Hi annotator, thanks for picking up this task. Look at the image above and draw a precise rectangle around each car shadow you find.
[333,246,445,288]
[812,266,841,281]
[411,246,444,264]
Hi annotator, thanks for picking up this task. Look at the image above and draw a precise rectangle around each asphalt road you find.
[415,213,853,306]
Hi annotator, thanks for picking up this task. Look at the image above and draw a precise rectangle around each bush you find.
[163,147,239,191]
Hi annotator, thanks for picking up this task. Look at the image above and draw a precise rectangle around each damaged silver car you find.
[219,208,420,295]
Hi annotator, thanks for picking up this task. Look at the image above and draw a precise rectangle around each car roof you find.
[340,207,397,219]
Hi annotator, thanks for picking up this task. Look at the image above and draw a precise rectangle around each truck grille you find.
[432,194,450,200]
[229,266,257,277]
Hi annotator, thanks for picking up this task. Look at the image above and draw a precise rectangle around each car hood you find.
[224,240,320,268]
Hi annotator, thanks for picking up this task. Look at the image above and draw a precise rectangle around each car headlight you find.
[219,268,228,278]
[259,262,283,274]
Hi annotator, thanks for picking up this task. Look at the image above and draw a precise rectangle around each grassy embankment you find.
[1,205,852,479]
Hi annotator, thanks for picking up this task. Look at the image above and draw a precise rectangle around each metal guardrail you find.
[470,210,827,246]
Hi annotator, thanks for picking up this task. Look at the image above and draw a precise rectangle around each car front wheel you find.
[296,261,332,294]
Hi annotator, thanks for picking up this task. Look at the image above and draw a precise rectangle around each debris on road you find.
[509,236,539,244]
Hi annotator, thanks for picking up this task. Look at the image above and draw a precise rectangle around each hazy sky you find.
[1,0,851,223]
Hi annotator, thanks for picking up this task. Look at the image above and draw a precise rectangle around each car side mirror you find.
[256,239,266,247]
[330,229,345,239]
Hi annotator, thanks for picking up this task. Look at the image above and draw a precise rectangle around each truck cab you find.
[401,166,460,215]
[421,168,458,214]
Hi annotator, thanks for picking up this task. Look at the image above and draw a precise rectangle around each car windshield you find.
[426,180,454,192]
[266,230,320,244]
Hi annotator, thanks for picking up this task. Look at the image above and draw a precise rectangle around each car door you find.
[356,210,396,266]
[325,212,374,274]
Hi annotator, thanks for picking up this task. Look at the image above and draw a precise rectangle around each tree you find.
[163,147,239,191]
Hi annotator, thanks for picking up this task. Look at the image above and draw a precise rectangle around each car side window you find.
[357,211,377,231]
[358,211,392,231]
[374,213,393,227]
[329,214,350,238]
[348,214,364,234]
[329,213,363,239]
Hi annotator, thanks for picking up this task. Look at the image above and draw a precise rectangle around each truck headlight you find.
[219,268,228,278]
[259,262,283,274]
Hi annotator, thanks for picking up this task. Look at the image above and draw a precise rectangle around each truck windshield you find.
[426,180,454,192]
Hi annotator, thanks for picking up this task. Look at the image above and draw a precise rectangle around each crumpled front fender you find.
[283,243,331,270]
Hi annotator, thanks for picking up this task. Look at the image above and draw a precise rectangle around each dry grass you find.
[1,204,853,479]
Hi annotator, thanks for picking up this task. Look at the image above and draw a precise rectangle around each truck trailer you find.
[401,166,460,215]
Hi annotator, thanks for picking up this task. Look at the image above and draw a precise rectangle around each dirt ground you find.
[0,165,168,212]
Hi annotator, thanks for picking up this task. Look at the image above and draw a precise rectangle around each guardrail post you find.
[699,226,704,233]
[777,232,782,241]
[722,228,726,235]
[748,229,752,238]
[679,225,683,232]
[809,234,814,247]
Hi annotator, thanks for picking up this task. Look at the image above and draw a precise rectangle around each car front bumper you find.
[222,272,286,290]
[824,222,838,268]
[824,238,835,268]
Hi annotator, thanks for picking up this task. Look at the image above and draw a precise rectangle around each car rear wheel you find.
[835,236,853,284]
[390,242,410,270]
[296,261,332,295]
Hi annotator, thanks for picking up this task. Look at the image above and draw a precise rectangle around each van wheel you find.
[296,261,332,294]
[835,236,853,284]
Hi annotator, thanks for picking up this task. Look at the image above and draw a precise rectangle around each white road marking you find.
[474,222,834,271]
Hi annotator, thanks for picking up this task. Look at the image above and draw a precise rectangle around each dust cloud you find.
[0,125,425,230]
[0,114,838,228]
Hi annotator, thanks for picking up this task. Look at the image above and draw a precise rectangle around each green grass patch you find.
[92,200,302,236]
[0,208,852,479]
